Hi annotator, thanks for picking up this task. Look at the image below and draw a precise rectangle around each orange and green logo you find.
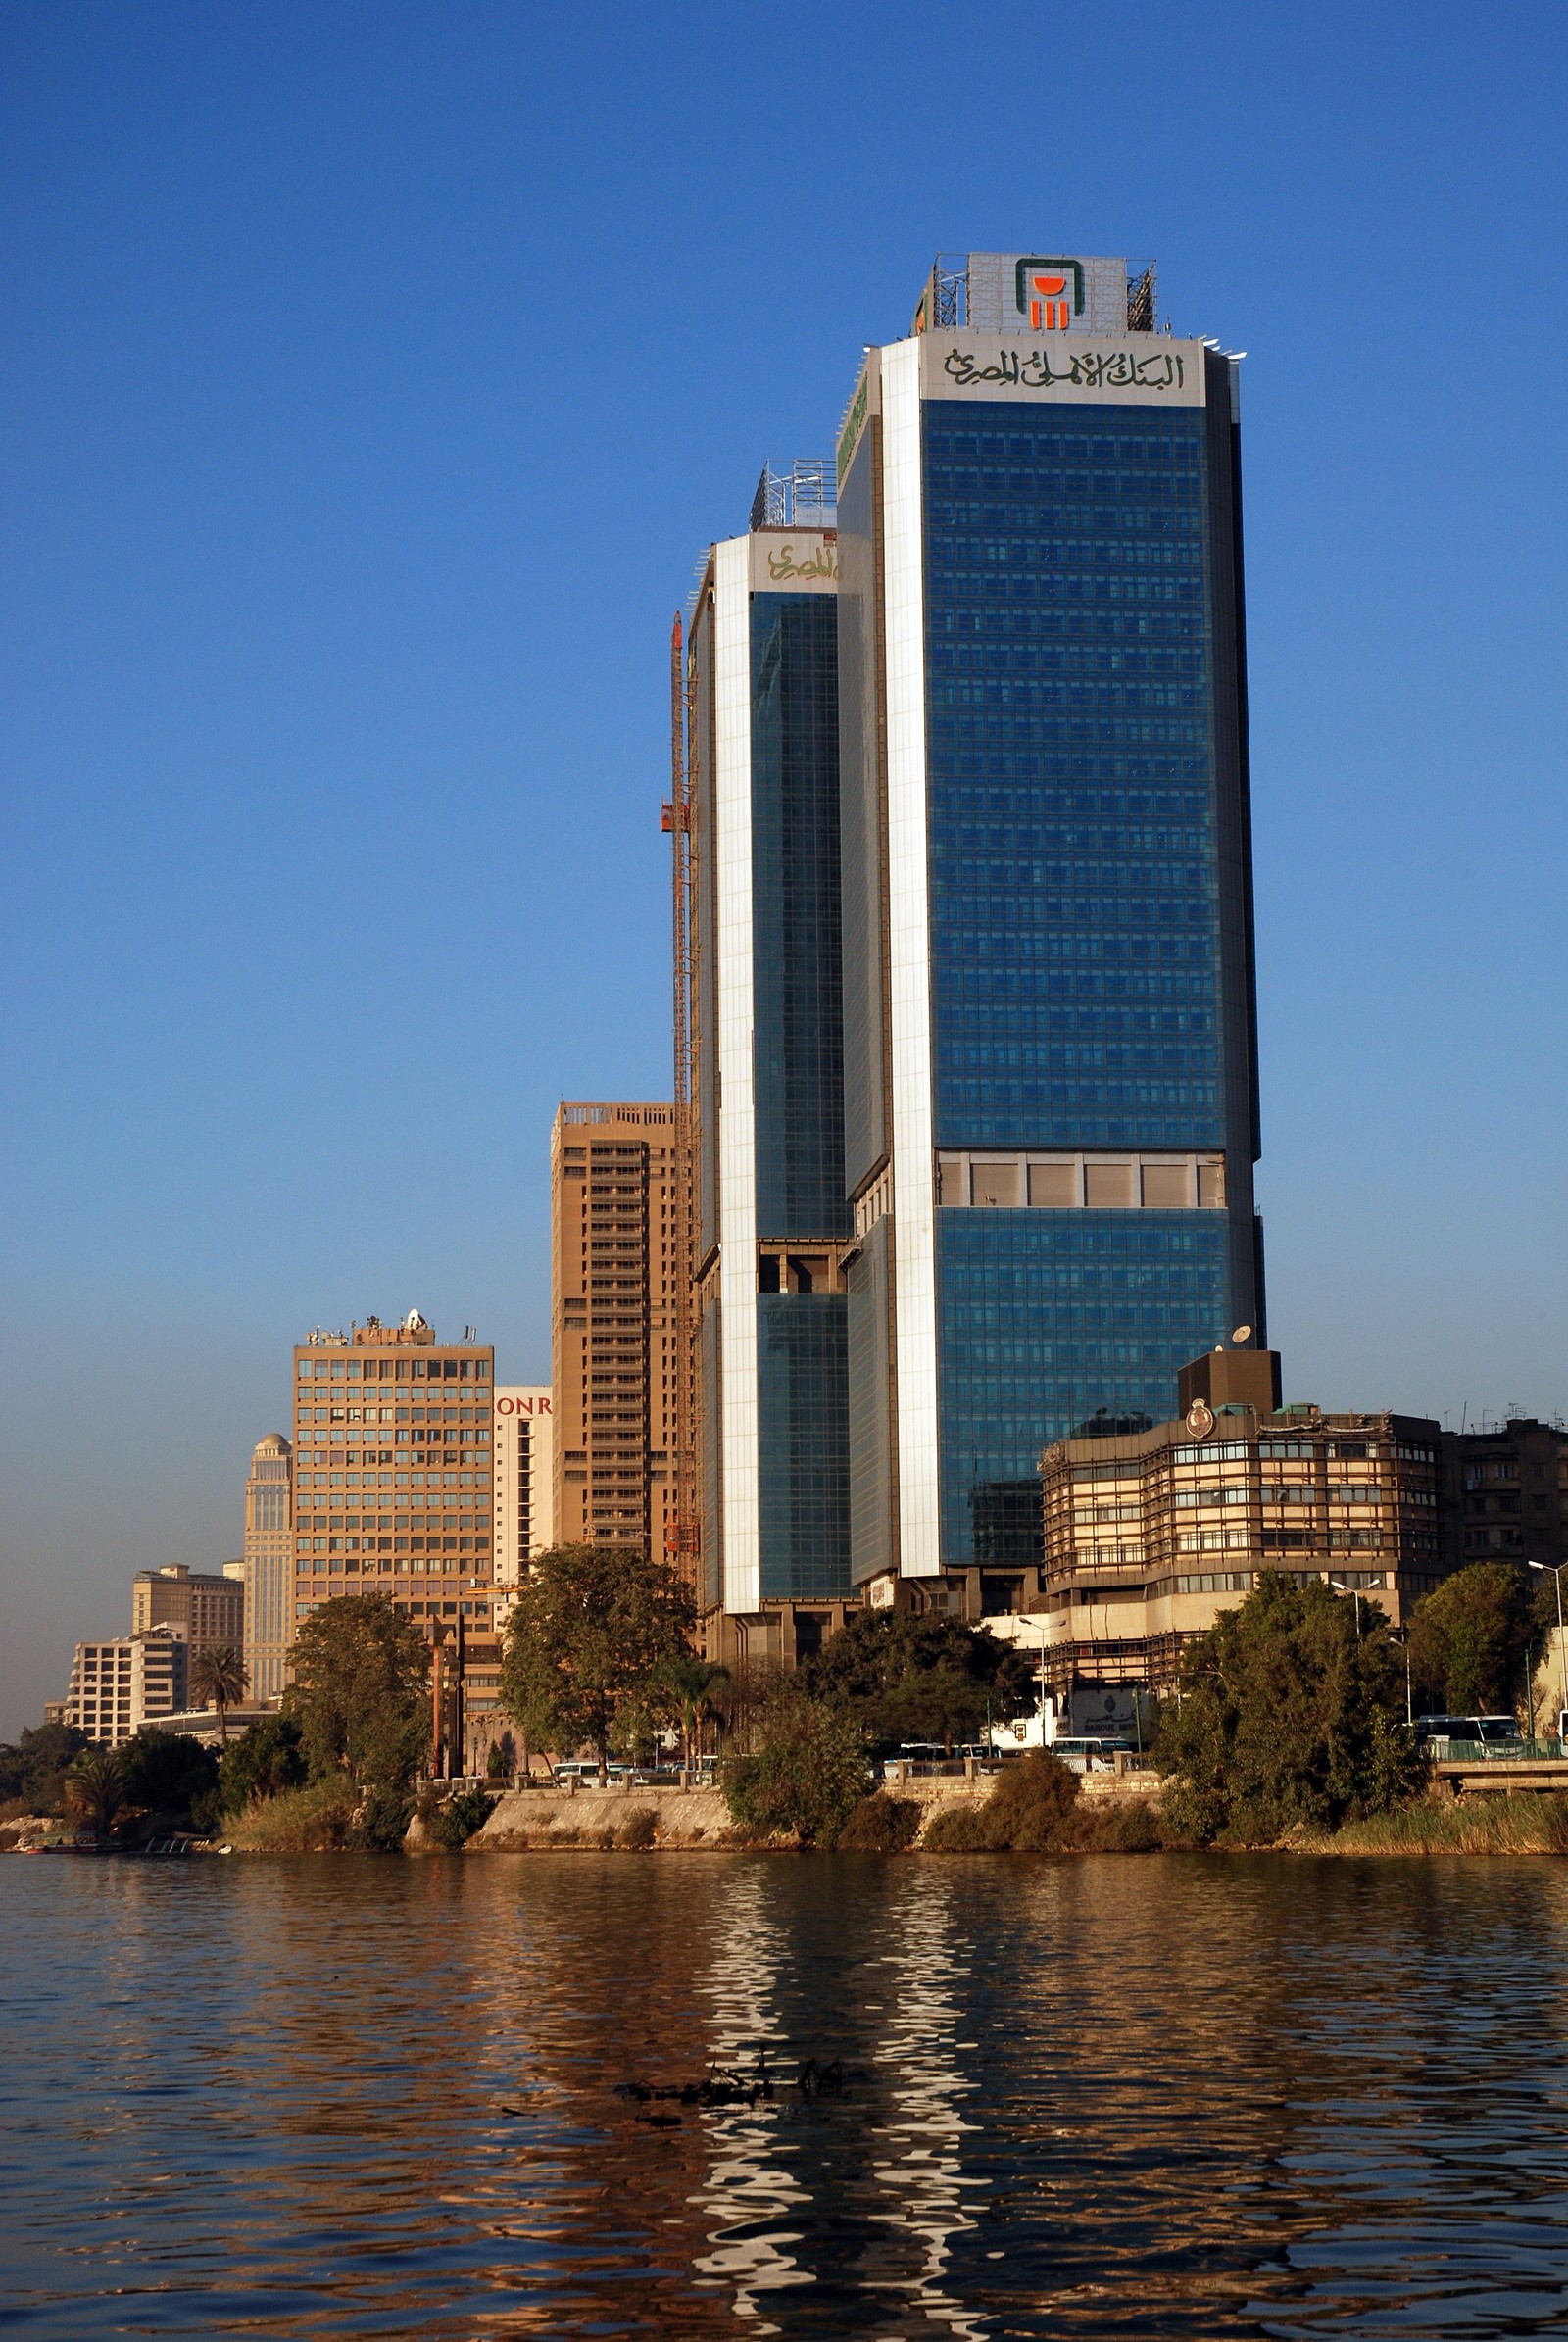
[1015,256,1085,333]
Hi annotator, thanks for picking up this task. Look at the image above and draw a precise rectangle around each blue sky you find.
[2,0,1564,1737]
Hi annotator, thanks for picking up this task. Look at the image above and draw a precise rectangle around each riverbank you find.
[464,1766,1165,1853]
[1298,1791,1568,1856]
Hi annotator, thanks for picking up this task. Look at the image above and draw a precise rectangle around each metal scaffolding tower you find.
[662,612,699,1586]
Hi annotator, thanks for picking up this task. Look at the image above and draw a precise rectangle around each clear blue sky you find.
[2,1,1564,1738]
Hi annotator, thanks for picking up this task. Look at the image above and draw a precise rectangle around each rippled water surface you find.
[4,1852,1568,2336]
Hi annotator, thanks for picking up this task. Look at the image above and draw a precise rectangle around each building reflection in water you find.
[691,1864,988,2337]
[857,1871,988,2338]
[690,1863,814,2327]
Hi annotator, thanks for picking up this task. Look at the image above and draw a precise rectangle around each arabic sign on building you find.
[835,350,882,489]
[921,334,1206,409]
[749,530,837,593]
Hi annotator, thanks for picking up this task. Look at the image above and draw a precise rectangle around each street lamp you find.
[1385,1625,1414,1728]
[1328,1580,1362,1641]
[1526,1561,1568,1744]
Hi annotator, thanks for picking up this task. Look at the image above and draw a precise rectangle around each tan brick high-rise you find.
[551,1104,677,1558]
[290,1312,496,1643]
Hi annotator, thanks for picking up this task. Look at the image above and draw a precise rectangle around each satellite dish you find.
[1231,1324,1252,1345]
[405,1308,427,1332]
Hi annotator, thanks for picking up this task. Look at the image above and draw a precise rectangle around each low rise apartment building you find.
[1022,1349,1445,1709]
[63,1629,189,1748]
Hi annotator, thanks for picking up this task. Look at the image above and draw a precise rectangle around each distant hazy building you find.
[551,1105,678,1559]
[687,461,854,1648]
[493,1385,557,1609]
[243,1433,294,1707]
[132,1562,245,1654]
[64,1629,188,1748]
[1441,1418,1567,1572]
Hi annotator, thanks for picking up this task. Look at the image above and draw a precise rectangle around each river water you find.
[2,1852,1567,2337]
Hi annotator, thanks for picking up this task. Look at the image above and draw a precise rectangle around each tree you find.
[0,1721,89,1814]
[499,1544,696,1783]
[119,1727,220,1817]
[797,1610,1036,1753]
[217,1714,307,1815]
[1408,1564,1537,1717]
[65,1746,125,1838]
[284,1594,430,1794]
[189,1645,249,1746]
[650,1654,730,1769]
[1156,1573,1424,1844]
[720,1691,874,1845]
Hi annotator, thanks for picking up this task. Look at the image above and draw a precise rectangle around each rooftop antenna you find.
[1231,1324,1253,1345]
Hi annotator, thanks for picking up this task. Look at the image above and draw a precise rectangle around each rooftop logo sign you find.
[1015,257,1085,332]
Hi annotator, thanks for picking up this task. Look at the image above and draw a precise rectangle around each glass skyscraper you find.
[689,463,854,1615]
[836,253,1264,1587]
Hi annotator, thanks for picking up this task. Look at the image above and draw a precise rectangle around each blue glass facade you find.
[691,548,853,1609]
[924,402,1224,1154]
[750,590,852,1599]
[838,344,1263,1577]
[935,1208,1235,1563]
[750,594,852,1244]
[758,1294,850,1597]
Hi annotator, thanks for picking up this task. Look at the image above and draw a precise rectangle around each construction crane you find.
[662,612,699,1586]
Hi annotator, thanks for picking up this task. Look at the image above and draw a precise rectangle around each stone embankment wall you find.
[462,1768,1161,1852]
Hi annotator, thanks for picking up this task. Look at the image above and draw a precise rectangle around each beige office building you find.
[64,1629,188,1748]
[133,1562,246,1654]
[243,1432,294,1707]
[552,1104,678,1559]
[291,1314,495,1634]
[493,1386,557,1610]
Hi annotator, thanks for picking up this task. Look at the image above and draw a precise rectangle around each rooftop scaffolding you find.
[750,458,836,531]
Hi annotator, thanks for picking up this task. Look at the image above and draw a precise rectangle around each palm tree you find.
[189,1645,249,1747]
[652,1656,730,1773]
[65,1746,126,1840]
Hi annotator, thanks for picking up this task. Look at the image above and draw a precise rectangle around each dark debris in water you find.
[614,2050,864,2123]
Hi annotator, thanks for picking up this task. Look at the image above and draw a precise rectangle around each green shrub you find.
[0,1722,89,1815]
[1081,1796,1169,1852]
[720,1697,873,1845]
[119,1728,219,1818]
[924,1755,1082,1852]
[1158,1573,1425,1844]
[617,1805,658,1849]
[189,1785,227,1836]
[229,1780,360,1852]
[1316,1792,1568,1856]
[835,1791,922,1852]
[218,1716,307,1816]
[420,1785,494,1850]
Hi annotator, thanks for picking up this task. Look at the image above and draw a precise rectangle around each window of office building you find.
[922,403,1223,1155]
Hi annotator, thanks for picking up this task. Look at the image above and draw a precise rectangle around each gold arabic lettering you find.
[766,542,838,583]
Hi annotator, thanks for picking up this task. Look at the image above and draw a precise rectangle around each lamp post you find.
[1329,1580,1361,1641]
[1526,1561,1568,1744]
[1385,1625,1413,1728]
